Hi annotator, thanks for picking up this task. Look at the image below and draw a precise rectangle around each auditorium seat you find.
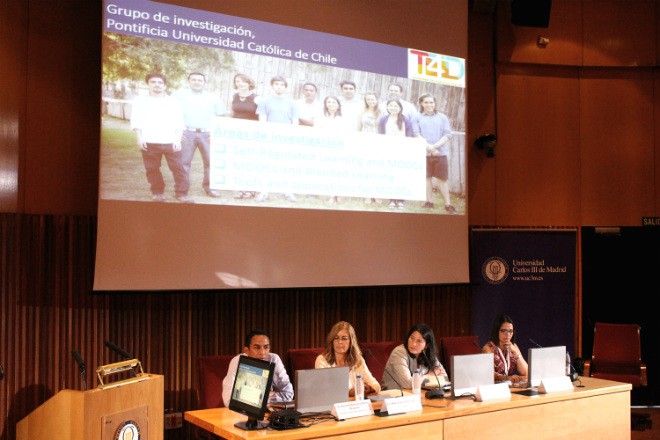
[197,354,234,409]
[360,341,400,383]
[439,335,481,378]
[584,322,647,386]
[287,347,323,377]
[584,322,651,431]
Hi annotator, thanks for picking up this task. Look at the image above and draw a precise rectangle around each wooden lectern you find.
[16,360,163,440]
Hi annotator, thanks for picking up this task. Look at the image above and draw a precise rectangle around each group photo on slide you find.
[100,0,466,214]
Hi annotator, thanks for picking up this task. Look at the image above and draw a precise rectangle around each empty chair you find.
[584,322,650,431]
[197,354,234,409]
[440,335,481,378]
[287,347,323,377]
[584,322,647,386]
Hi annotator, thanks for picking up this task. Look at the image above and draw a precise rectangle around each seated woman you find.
[382,323,448,391]
[315,321,381,396]
[482,314,528,384]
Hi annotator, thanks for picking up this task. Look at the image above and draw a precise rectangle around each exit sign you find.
[642,217,660,226]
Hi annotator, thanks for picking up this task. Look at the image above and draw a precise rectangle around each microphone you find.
[71,349,87,391]
[105,340,132,360]
[420,351,446,399]
[565,352,581,383]
[364,348,404,397]
[104,340,136,377]
[528,338,542,348]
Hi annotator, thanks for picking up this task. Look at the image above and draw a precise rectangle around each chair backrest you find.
[197,354,234,409]
[360,341,400,383]
[440,335,481,378]
[287,348,323,378]
[590,322,645,387]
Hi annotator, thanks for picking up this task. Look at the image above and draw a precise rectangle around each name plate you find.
[538,376,574,393]
[332,400,373,420]
[475,382,511,402]
[380,394,422,415]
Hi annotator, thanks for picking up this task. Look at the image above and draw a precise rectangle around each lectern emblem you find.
[482,257,509,284]
[115,420,141,440]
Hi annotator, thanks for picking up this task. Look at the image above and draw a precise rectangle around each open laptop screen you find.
[450,353,494,397]
[295,366,349,413]
[528,346,567,387]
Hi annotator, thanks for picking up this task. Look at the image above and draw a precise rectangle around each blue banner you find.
[471,229,577,357]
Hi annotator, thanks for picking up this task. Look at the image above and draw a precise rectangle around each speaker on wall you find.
[511,0,552,28]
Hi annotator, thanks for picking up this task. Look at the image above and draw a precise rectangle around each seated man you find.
[222,329,294,406]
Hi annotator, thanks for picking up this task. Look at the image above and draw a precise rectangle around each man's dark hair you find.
[340,80,356,89]
[244,329,270,348]
[145,72,167,84]
[270,75,288,87]
[302,82,317,92]
[188,72,206,81]
[389,83,404,93]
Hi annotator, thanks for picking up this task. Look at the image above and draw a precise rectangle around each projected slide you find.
[101,0,466,214]
[94,0,469,291]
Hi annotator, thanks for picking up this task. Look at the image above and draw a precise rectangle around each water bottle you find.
[412,369,422,395]
[355,374,364,400]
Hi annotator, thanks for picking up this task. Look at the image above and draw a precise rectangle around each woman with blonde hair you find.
[315,321,381,397]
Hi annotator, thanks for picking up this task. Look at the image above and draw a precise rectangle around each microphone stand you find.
[364,349,404,397]
[565,352,583,386]
[421,351,446,399]
[71,350,87,391]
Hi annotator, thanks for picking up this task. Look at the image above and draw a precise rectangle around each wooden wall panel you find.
[468,6,497,224]
[496,0,583,66]
[583,0,656,67]
[494,64,581,226]
[0,0,27,211]
[657,0,660,65]
[579,68,655,224]
[23,0,100,216]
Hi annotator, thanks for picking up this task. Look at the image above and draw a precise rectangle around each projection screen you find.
[95,0,468,291]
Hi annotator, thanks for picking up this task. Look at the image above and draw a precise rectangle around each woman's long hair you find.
[403,323,440,370]
[385,98,405,130]
[488,314,516,344]
[320,321,364,368]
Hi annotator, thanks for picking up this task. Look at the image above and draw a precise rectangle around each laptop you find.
[517,346,567,396]
[294,366,349,414]
[450,353,494,398]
